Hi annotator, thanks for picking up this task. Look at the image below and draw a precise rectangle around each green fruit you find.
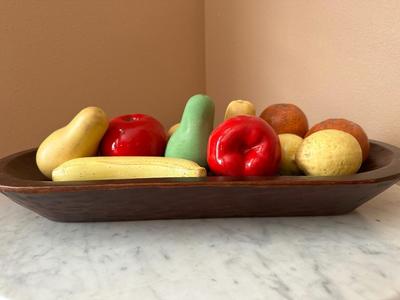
[165,94,214,167]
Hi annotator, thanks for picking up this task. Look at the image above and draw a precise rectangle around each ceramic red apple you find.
[100,114,167,156]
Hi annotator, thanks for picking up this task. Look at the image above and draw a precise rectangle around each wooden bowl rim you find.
[0,140,399,194]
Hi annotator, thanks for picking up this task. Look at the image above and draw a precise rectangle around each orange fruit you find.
[306,118,369,161]
[260,104,309,137]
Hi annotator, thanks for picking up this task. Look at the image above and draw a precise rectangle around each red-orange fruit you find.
[306,118,369,161]
[259,104,309,137]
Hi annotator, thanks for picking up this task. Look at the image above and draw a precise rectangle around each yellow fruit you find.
[52,156,207,181]
[167,123,180,139]
[278,134,303,175]
[224,100,256,120]
[36,107,108,178]
[295,129,362,176]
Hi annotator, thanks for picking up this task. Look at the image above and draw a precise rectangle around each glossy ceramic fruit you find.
[260,103,309,137]
[306,118,369,161]
[207,115,281,176]
[100,114,166,156]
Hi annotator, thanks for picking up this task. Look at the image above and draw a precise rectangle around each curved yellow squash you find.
[36,107,108,178]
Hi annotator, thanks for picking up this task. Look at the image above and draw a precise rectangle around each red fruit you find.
[100,114,167,156]
[207,115,281,176]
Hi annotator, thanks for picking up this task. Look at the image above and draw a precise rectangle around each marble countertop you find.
[1,186,400,300]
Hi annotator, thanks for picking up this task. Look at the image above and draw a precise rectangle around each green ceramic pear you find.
[165,94,214,167]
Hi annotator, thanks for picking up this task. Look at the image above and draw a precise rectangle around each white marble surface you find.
[1,187,400,300]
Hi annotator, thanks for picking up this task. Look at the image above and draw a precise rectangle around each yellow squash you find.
[36,107,108,178]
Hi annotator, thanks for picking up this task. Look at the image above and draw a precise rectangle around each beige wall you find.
[0,0,205,157]
[206,0,400,146]
[2,0,400,157]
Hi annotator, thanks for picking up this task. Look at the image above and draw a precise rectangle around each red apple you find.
[100,114,167,156]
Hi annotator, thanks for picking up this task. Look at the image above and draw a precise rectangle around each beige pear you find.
[36,107,108,178]
[224,100,256,120]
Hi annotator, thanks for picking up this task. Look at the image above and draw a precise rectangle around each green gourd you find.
[165,94,214,167]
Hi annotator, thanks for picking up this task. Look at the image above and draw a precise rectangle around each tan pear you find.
[224,100,256,120]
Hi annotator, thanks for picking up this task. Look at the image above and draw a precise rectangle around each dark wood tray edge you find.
[1,140,400,194]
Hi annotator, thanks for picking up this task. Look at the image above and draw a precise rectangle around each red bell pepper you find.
[207,115,281,176]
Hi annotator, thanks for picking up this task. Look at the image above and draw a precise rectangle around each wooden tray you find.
[0,140,399,222]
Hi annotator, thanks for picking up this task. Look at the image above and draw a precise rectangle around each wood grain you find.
[0,141,399,222]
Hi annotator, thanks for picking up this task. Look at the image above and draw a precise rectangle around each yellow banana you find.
[52,156,207,181]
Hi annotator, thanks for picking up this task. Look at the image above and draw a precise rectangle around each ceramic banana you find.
[52,156,207,181]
